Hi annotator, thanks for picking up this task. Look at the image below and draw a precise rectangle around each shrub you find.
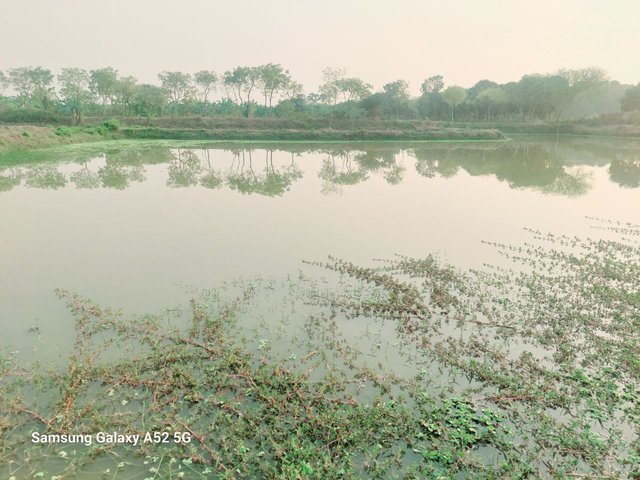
[101,118,120,132]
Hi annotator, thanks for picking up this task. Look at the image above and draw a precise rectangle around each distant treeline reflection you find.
[1,139,639,196]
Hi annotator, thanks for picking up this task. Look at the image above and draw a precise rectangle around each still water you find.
[1,137,639,361]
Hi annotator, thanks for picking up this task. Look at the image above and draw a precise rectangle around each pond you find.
[1,137,639,359]
[1,136,639,478]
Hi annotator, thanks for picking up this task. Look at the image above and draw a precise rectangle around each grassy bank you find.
[0,121,506,154]
[2,116,640,156]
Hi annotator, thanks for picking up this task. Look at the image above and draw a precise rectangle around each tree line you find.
[0,64,639,125]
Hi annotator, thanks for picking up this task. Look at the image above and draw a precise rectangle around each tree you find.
[281,80,303,100]
[9,66,55,108]
[420,75,444,95]
[319,67,346,105]
[223,67,261,115]
[382,80,411,119]
[467,79,499,100]
[256,64,290,107]
[133,84,166,123]
[557,66,608,88]
[441,86,467,121]
[90,67,119,115]
[553,67,607,121]
[115,76,138,115]
[512,75,570,121]
[58,68,92,125]
[621,83,640,112]
[335,77,372,102]
[0,71,7,95]
[475,87,507,121]
[194,70,218,103]
[158,71,194,103]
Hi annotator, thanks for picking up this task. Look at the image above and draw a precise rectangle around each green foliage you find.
[622,83,640,112]
[441,86,468,121]
[0,63,634,127]
[101,118,120,132]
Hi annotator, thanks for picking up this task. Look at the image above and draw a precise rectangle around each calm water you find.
[1,137,639,361]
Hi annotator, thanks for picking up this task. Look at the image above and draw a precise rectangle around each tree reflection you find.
[167,149,202,187]
[98,155,145,190]
[413,142,594,196]
[2,140,638,198]
[226,149,302,196]
[199,149,224,189]
[319,150,368,194]
[70,160,101,189]
[0,168,22,192]
[24,165,67,189]
[609,157,640,188]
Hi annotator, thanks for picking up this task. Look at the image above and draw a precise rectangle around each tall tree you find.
[335,77,372,102]
[58,68,92,125]
[90,67,119,115]
[420,75,444,95]
[319,67,346,105]
[133,84,166,123]
[158,71,194,103]
[115,76,138,115]
[441,86,467,121]
[0,71,7,95]
[382,80,410,119]
[194,70,218,103]
[223,67,260,115]
[475,87,507,121]
[9,66,55,108]
[256,64,290,107]
[557,66,608,88]
[621,83,640,112]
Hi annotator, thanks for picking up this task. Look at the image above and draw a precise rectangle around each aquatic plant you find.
[1,219,638,478]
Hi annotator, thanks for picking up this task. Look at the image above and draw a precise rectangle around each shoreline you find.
[1,121,639,158]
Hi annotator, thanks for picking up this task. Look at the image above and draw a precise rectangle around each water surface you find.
[1,137,639,360]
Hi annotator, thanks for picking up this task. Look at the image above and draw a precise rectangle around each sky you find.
[1,0,639,95]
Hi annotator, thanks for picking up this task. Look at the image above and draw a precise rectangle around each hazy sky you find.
[1,0,639,94]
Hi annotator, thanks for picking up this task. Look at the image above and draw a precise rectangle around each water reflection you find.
[1,138,639,195]
[226,149,302,196]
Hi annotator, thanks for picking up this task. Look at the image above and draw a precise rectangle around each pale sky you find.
[1,0,639,95]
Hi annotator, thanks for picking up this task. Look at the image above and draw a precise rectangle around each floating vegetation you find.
[1,220,639,478]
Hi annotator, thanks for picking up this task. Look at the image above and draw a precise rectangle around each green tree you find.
[0,70,7,95]
[90,67,119,115]
[58,68,92,125]
[420,75,444,95]
[256,64,290,107]
[512,75,569,121]
[115,76,138,115]
[441,86,467,121]
[223,67,261,115]
[133,84,166,123]
[9,66,55,108]
[557,66,608,88]
[194,70,218,103]
[382,80,410,119]
[158,71,194,103]
[282,80,303,100]
[319,67,346,105]
[620,83,640,112]
[335,77,372,102]
[475,87,507,121]
[553,67,607,121]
